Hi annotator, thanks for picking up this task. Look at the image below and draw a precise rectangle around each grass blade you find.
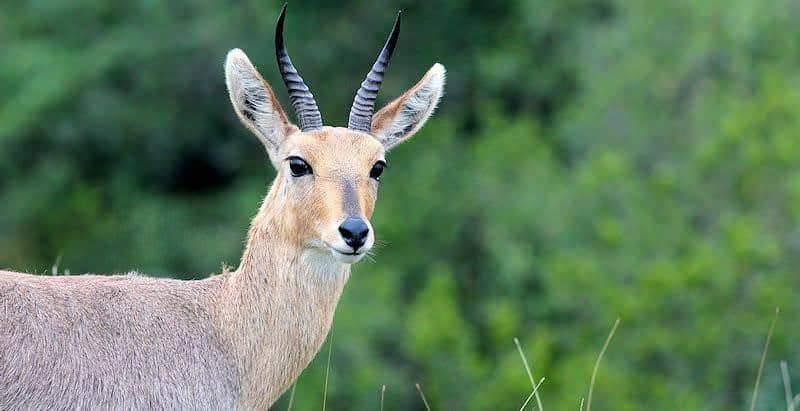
[750,308,780,411]
[415,383,431,411]
[286,383,297,411]
[514,337,544,411]
[519,377,546,411]
[586,318,620,411]
[781,361,794,411]
[322,333,334,411]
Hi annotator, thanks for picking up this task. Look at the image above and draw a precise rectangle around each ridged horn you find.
[275,3,323,131]
[348,11,402,132]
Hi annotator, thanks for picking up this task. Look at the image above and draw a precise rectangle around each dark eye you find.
[288,156,312,177]
[369,161,387,181]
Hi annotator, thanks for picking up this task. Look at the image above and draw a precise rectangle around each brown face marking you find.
[340,179,361,218]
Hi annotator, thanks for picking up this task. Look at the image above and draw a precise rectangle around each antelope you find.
[0,5,444,409]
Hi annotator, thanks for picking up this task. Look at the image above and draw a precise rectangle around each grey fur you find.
[0,272,239,409]
[0,218,350,410]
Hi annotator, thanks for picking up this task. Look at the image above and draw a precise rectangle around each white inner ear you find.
[225,49,292,164]
[374,63,446,149]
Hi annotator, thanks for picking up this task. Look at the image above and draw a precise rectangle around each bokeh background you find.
[2,1,800,409]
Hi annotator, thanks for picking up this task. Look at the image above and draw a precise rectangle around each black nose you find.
[338,218,369,250]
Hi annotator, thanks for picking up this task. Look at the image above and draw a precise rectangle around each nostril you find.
[338,225,353,240]
[338,218,370,249]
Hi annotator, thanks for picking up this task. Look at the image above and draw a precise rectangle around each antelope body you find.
[0,6,444,409]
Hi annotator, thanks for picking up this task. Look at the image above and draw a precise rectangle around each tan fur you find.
[0,48,444,409]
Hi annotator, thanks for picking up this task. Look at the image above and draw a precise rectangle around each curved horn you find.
[275,4,323,131]
[348,11,401,132]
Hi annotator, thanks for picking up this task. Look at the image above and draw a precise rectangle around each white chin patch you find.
[331,249,366,264]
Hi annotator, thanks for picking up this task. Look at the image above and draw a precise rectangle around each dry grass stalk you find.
[781,361,794,411]
[415,383,431,411]
[514,337,544,411]
[750,308,779,411]
[519,377,546,411]
[322,334,334,411]
[286,383,296,411]
[586,318,620,411]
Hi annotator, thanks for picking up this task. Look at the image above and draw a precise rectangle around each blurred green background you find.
[2,0,799,409]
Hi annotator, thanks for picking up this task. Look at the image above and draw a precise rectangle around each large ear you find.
[225,48,299,166]
[371,63,446,149]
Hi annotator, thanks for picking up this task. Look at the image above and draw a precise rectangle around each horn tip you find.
[276,4,288,49]
[278,3,288,24]
[391,11,402,36]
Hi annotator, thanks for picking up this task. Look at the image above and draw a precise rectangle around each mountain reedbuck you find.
[0,6,445,409]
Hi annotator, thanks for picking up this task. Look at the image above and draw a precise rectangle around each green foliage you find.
[2,0,800,409]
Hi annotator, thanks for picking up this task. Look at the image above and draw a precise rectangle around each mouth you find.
[332,248,365,257]
[327,244,367,263]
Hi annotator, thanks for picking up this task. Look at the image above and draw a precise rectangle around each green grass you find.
[286,309,796,411]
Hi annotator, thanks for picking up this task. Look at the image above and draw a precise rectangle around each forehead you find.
[283,127,385,166]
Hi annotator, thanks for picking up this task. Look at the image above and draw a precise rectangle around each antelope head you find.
[225,6,445,264]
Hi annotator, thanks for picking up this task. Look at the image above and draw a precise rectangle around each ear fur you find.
[225,48,298,166]
[370,63,446,149]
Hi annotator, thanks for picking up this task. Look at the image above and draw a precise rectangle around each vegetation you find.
[2,0,799,409]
